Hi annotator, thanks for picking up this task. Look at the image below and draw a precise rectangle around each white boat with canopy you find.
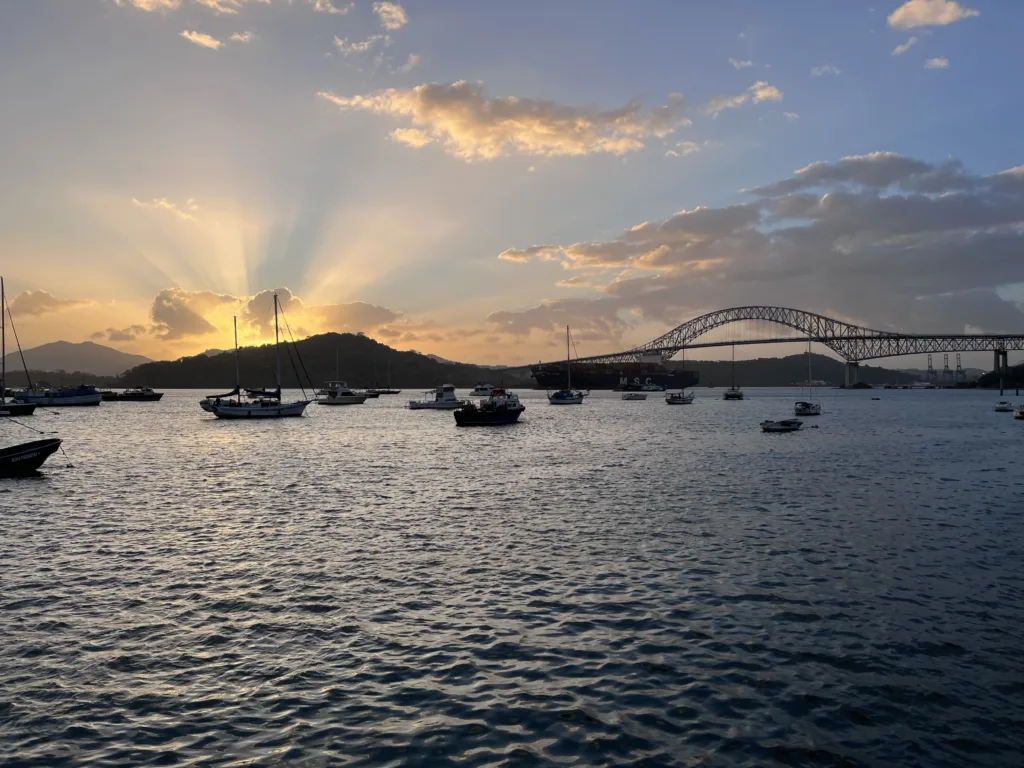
[409,384,466,410]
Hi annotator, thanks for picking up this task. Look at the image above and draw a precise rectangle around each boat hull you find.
[209,401,310,419]
[0,402,37,417]
[548,395,584,405]
[102,392,164,402]
[409,402,464,410]
[761,419,803,433]
[317,395,368,405]
[665,394,695,405]
[16,393,102,406]
[531,362,698,391]
[0,438,62,477]
[454,408,524,426]
[622,393,647,401]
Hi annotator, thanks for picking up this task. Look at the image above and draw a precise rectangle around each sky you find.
[1,0,1022,367]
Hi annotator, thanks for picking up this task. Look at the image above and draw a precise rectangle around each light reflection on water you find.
[1,388,1022,766]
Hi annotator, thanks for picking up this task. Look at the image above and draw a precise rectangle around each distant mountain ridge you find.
[2,341,152,376]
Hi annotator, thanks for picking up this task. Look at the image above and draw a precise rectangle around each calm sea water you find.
[1,387,1022,767]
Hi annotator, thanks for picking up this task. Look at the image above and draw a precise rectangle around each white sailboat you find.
[795,339,822,416]
[548,325,586,404]
[202,296,311,419]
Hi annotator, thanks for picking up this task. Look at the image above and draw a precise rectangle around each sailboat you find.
[1,277,37,417]
[202,295,312,419]
[548,325,586,404]
[795,338,822,416]
[723,344,744,400]
[367,356,401,395]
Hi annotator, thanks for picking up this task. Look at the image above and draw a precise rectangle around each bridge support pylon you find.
[845,361,860,388]
[994,350,1009,395]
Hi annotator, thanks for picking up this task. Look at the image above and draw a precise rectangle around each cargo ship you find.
[531,356,699,391]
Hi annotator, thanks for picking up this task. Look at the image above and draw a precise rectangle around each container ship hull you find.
[531,362,698,391]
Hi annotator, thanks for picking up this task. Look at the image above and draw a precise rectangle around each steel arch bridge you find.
[571,306,1024,364]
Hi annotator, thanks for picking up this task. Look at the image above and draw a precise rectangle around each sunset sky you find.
[2,0,1022,365]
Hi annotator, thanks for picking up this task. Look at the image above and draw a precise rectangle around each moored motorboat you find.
[622,392,647,401]
[761,419,803,433]
[469,382,494,397]
[995,401,1015,413]
[15,384,102,407]
[665,391,695,404]
[1015,406,1024,420]
[0,438,62,477]
[409,384,466,410]
[795,401,822,416]
[317,381,368,405]
[454,388,525,426]
[102,386,163,402]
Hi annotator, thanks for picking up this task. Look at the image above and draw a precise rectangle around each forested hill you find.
[120,333,534,389]
[115,333,923,389]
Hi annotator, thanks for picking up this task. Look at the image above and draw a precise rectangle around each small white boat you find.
[794,401,821,416]
[761,419,803,433]
[469,383,494,397]
[208,396,310,419]
[1015,406,1024,420]
[995,401,1015,413]
[317,381,368,405]
[665,391,695,405]
[409,384,466,410]
[547,325,586,405]
[622,392,647,401]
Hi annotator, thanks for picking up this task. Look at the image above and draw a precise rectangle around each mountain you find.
[120,333,534,389]
[3,341,152,376]
[679,353,919,388]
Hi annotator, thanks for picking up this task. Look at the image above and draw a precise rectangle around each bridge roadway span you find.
[568,306,1024,366]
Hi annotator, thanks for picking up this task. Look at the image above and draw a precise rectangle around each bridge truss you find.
[572,306,1024,364]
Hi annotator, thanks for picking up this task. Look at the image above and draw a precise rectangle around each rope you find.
[3,417,57,435]
[277,305,314,398]
[4,296,34,390]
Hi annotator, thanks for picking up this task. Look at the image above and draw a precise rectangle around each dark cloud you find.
[492,152,1024,340]
[151,288,236,340]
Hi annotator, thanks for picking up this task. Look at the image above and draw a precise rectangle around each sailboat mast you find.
[1,277,5,404]
[807,338,812,398]
[233,316,240,389]
[274,293,281,390]
[336,348,339,381]
[566,325,571,391]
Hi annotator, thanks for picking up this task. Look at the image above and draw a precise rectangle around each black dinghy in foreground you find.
[0,438,62,477]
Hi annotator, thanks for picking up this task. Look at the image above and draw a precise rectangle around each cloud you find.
[180,30,223,50]
[491,152,1024,341]
[311,0,352,12]
[193,0,269,14]
[150,288,237,340]
[703,81,783,116]
[241,288,401,336]
[784,112,800,121]
[93,325,148,342]
[729,58,753,69]
[665,140,701,158]
[334,34,391,55]
[925,57,950,68]
[132,197,198,220]
[811,64,841,76]
[888,0,979,29]
[113,0,180,10]
[9,290,91,317]
[319,81,690,160]
[372,1,407,30]
[230,30,256,43]
[395,53,421,74]
[892,36,919,55]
